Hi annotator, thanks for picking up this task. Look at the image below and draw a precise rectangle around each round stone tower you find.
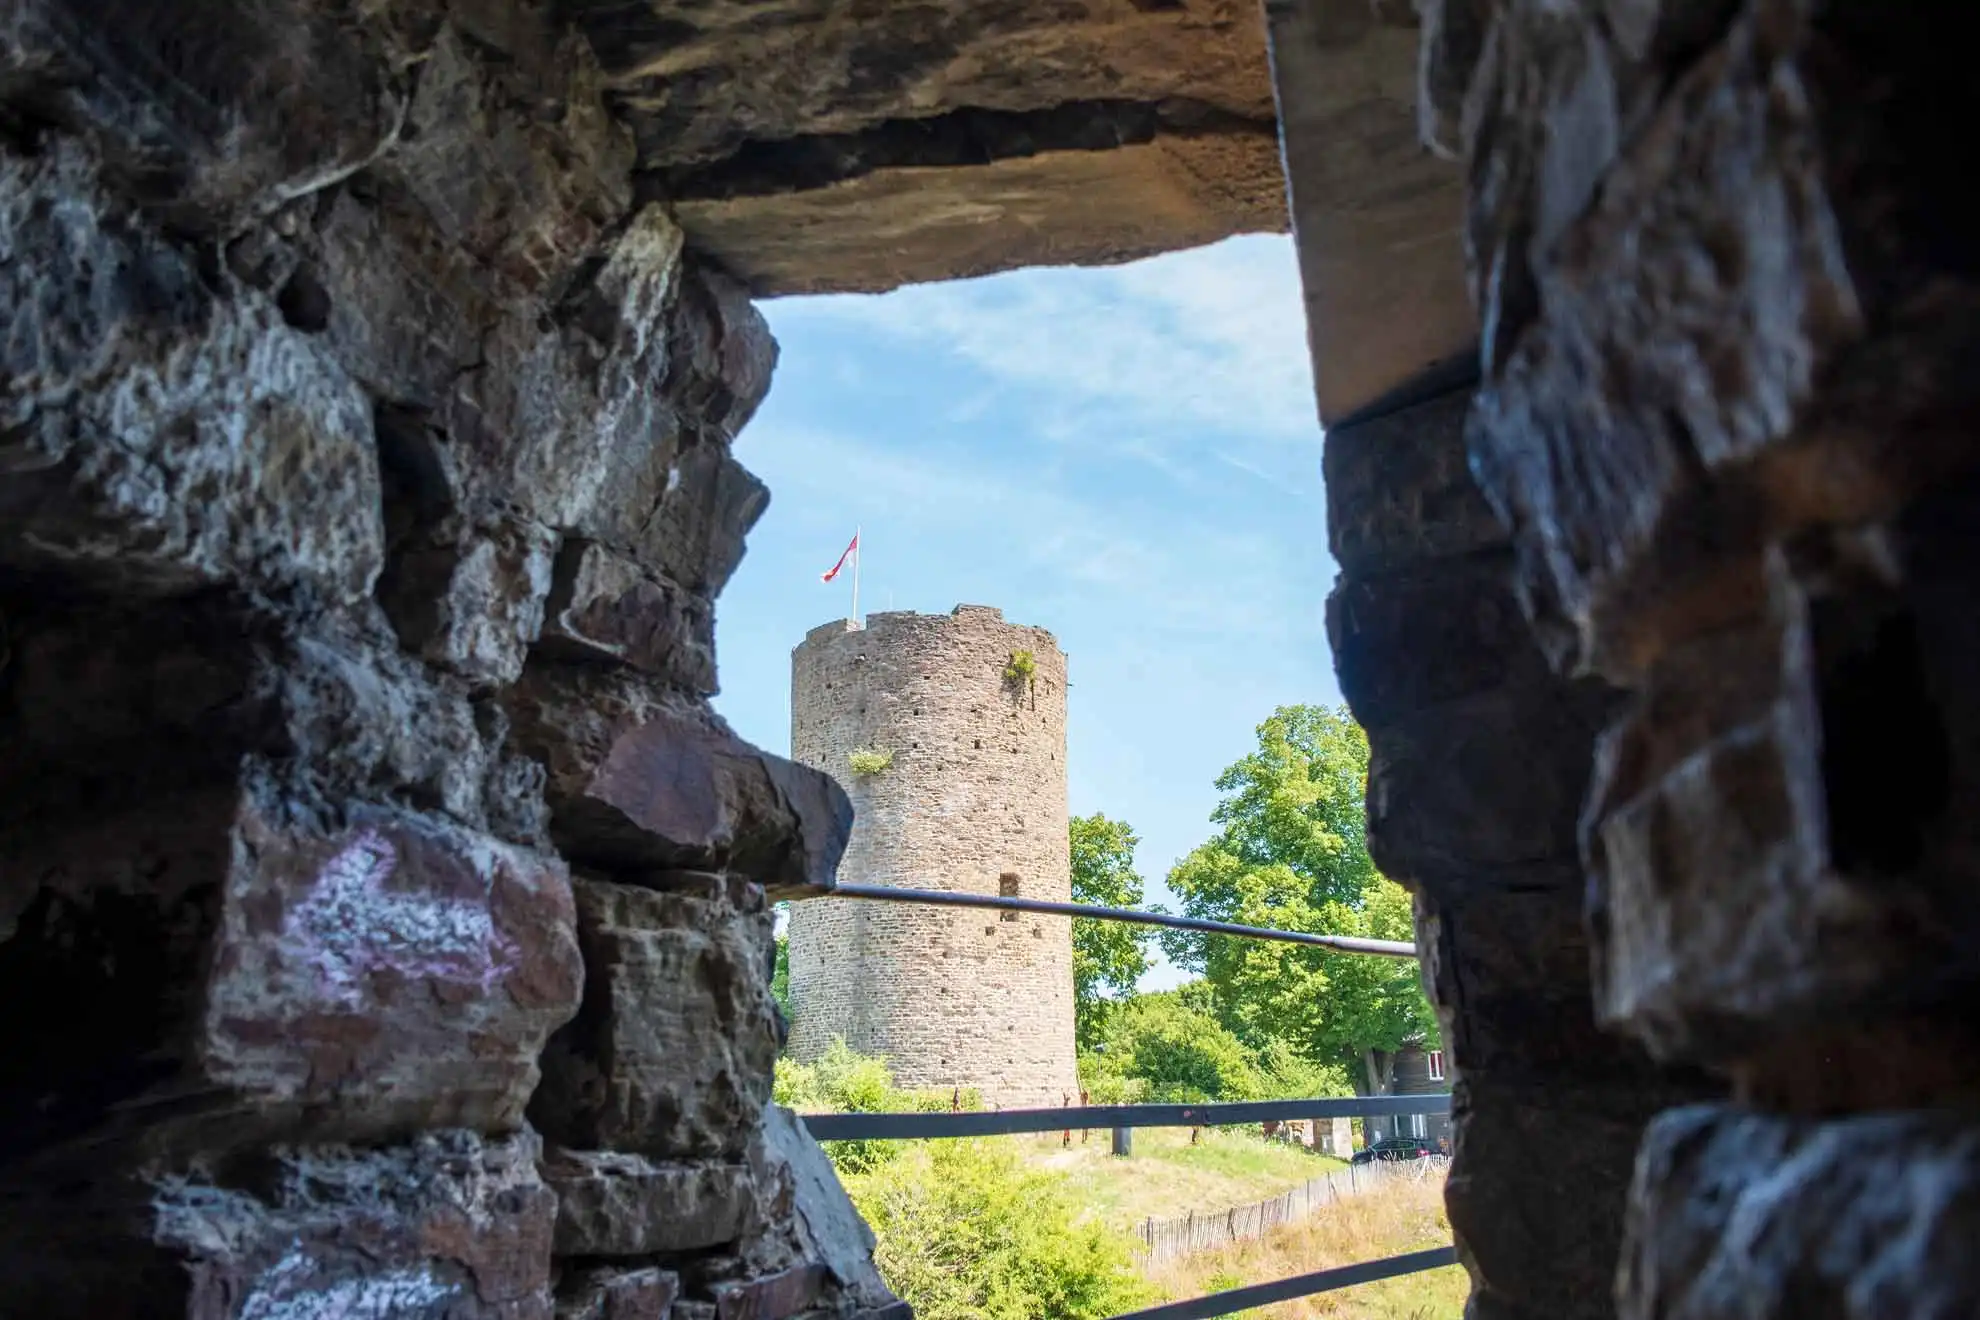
[787,605,1077,1107]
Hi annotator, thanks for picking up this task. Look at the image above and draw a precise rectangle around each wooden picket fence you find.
[1135,1157,1448,1264]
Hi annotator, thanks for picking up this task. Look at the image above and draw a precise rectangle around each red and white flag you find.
[820,531,859,583]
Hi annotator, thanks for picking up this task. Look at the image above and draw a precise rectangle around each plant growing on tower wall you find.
[1003,648,1037,693]
[847,747,895,776]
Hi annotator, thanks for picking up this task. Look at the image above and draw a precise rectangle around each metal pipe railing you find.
[1110,1247,1460,1320]
[817,882,1420,959]
[799,1094,1450,1142]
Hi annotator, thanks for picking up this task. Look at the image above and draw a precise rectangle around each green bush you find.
[1075,1056,1148,1107]
[775,1041,978,1173]
[1234,1038,1353,1103]
[774,1045,1147,1319]
[843,1138,1155,1320]
[1003,649,1037,689]
[1081,993,1260,1103]
[1080,994,1353,1109]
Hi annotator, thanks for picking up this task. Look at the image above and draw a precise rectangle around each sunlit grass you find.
[1146,1169,1465,1319]
[1016,1126,1348,1228]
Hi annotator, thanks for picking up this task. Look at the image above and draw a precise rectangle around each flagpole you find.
[850,524,862,627]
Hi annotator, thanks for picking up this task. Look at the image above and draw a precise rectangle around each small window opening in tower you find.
[999,872,1021,921]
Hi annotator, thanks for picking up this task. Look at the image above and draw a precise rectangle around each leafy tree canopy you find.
[1068,813,1153,1049]
[1160,706,1437,1088]
[772,930,790,1013]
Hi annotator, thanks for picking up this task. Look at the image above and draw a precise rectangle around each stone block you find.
[1447,1075,1695,1320]
[0,601,533,839]
[1322,390,1504,575]
[0,770,582,1161]
[506,664,852,898]
[540,539,718,695]
[542,1149,758,1256]
[1619,1105,1980,1320]
[574,0,1272,171]
[663,260,780,447]
[436,205,684,526]
[1463,11,1863,675]
[710,1265,826,1320]
[755,1106,900,1317]
[305,198,767,608]
[307,188,496,409]
[1328,555,1544,730]
[376,23,634,296]
[380,516,560,687]
[1587,514,1980,1064]
[442,210,772,597]
[531,878,779,1159]
[0,1130,556,1318]
[0,0,401,232]
[668,127,1286,300]
[1584,600,1832,1062]
[1361,678,1613,894]
[558,1267,683,1320]
[629,438,771,601]
[1415,880,1667,1084]
[0,139,382,602]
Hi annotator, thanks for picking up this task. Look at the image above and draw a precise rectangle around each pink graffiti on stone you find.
[237,1245,458,1320]
[284,828,520,1007]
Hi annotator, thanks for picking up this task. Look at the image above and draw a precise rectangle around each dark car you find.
[1351,1137,1433,1165]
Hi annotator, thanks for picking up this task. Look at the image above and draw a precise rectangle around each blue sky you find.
[712,235,1344,989]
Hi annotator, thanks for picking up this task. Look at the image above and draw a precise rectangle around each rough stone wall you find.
[787,607,1077,1108]
[0,3,901,1317]
[1322,387,1713,1320]
[1380,1,1979,1317]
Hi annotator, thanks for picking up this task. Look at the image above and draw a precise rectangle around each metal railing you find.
[794,884,1458,1319]
[801,1093,1446,1141]
[822,882,1420,959]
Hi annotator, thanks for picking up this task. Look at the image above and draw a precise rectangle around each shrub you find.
[1003,649,1037,689]
[1234,1038,1353,1103]
[774,1041,979,1173]
[1075,1056,1148,1107]
[848,748,894,776]
[843,1138,1156,1320]
[1083,993,1261,1103]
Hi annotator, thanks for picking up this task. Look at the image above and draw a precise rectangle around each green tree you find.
[1161,706,1437,1107]
[772,931,790,1014]
[1068,814,1152,1049]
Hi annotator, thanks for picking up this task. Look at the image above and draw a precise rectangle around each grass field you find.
[1007,1125,1461,1317]
[1148,1169,1465,1320]
[1014,1126,1348,1228]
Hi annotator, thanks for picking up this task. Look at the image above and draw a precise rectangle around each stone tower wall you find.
[787,606,1078,1107]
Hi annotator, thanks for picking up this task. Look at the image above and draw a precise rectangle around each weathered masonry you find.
[787,608,1077,1108]
[2,0,1977,1318]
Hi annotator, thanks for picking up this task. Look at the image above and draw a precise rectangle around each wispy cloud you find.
[767,236,1322,476]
